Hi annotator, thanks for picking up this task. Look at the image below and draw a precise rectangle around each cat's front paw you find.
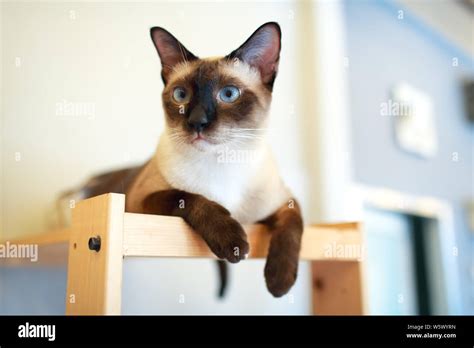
[264,251,298,297]
[200,215,249,264]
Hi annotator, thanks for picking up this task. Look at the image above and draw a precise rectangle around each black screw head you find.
[88,236,101,252]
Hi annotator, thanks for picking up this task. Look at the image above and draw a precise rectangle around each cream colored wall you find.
[1,0,319,314]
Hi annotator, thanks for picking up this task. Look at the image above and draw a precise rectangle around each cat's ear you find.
[150,27,198,84]
[226,22,281,89]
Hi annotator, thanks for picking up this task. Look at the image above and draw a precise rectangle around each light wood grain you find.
[65,193,125,315]
[312,260,365,315]
[0,229,70,267]
[0,228,70,246]
[2,192,365,315]
[122,213,361,261]
[0,243,68,267]
[2,212,362,262]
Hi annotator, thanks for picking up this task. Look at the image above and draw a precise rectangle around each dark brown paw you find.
[264,252,298,297]
[201,215,249,264]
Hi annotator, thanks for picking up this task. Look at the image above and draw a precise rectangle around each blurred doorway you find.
[364,207,445,315]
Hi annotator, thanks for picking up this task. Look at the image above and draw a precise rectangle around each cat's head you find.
[150,22,281,152]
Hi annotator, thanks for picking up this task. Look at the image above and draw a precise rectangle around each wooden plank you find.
[0,229,70,267]
[300,224,361,261]
[0,228,70,246]
[122,213,362,261]
[2,193,365,315]
[0,243,68,267]
[65,193,125,315]
[311,222,366,315]
[2,213,362,262]
[1,216,362,262]
[312,260,365,315]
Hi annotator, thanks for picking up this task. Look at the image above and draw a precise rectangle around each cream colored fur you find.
[126,58,291,223]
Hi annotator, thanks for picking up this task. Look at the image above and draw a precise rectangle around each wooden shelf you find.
[0,218,362,268]
[122,213,361,260]
[0,229,69,267]
[1,208,361,264]
[0,193,366,315]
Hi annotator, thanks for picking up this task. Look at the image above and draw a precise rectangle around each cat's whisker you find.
[228,139,250,149]
[225,130,267,136]
[230,136,264,140]
[228,133,265,139]
[232,128,268,131]
[226,130,267,134]
[225,128,266,133]
[227,135,262,139]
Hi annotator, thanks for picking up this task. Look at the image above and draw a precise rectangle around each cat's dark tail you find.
[216,260,228,298]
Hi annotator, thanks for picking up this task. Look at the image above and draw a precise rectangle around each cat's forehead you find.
[167,57,261,88]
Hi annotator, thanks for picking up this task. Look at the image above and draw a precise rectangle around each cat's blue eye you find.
[218,86,240,103]
[172,87,190,103]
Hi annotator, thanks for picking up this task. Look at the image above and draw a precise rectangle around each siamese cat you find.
[71,22,303,297]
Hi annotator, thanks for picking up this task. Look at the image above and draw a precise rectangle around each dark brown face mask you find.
[149,23,281,148]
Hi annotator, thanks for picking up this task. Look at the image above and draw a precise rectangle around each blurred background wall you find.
[344,0,473,314]
[1,0,473,315]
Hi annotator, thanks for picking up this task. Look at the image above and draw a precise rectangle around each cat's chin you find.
[189,139,234,155]
[187,134,224,152]
[166,131,229,153]
[190,139,213,152]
